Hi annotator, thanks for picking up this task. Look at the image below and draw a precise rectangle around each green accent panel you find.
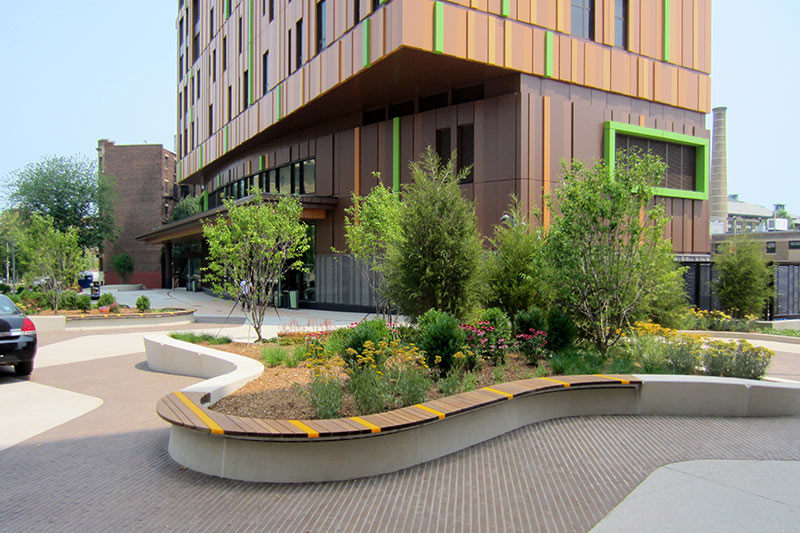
[603,121,709,200]
[363,18,371,67]
[224,125,229,152]
[545,32,554,78]
[202,190,209,211]
[190,106,193,123]
[277,84,282,120]
[199,145,204,168]
[249,0,254,105]
[501,0,509,17]
[225,0,230,19]
[392,117,400,193]
[178,161,182,181]
[259,155,266,171]
[434,2,444,54]
[663,0,670,62]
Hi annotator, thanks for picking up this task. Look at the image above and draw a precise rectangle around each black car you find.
[0,295,37,376]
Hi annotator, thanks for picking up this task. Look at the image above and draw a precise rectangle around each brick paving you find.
[2,331,800,532]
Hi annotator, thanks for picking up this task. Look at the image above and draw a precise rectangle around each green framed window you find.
[603,121,709,200]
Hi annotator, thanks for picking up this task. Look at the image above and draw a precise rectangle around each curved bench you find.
[146,334,800,483]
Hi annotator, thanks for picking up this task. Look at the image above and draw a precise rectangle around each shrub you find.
[75,293,91,312]
[549,347,605,375]
[19,289,48,310]
[323,326,350,356]
[462,320,510,366]
[111,252,135,283]
[308,376,343,419]
[287,343,308,368]
[383,147,484,321]
[348,365,388,415]
[416,309,469,373]
[168,331,232,344]
[343,319,388,367]
[97,293,115,307]
[702,339,773,380]
[481,307,512,347]
[713,237,772,319]
[663,335,702,374]
[8,293,21,304]
[135,295,150,312]
[58,291,78,310]
[545,308,577,353]
[261,346,287,367]
[0,283,11,294]
[513,306,546,336]
[515,330,548,364]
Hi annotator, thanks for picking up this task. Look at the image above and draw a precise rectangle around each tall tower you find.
[710,107,728,234]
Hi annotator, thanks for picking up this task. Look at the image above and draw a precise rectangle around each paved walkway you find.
[0,318,799,531]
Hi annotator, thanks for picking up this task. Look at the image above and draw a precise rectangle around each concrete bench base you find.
[146,334,800,483]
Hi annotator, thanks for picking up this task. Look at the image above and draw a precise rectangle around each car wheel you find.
[14,361,33,377]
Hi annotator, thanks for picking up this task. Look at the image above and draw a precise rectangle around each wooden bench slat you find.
[396,406,438,423]
[157,397,187,427]
[164,394,207,432]
[427,398,467,415]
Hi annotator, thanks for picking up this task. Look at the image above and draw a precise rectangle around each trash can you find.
[288,290,298,309]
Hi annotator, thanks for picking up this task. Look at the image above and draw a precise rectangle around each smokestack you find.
[709,107,728,234]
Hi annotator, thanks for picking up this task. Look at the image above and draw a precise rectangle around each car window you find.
[0,295,22,315]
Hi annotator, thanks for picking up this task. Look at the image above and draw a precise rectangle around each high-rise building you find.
[99,139,180,288]
[142,0,712,309]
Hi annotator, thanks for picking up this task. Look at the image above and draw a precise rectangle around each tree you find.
[486,196,546,318]
[202,190,310,341]
[339,173,401,317]
[383,147,483,321]
[21,214,88,311]
[4,155,116,249]
[171,195,200,222]
[713,237,772,318]
[111,253,135,283]
[543,150,684,353]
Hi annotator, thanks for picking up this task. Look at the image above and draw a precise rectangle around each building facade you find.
[99,140,180,287]
[142,0,712,309]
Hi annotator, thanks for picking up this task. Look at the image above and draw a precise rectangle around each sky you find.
[0,1,798,213]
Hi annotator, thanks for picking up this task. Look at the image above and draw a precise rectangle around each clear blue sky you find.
[1,1,798,214]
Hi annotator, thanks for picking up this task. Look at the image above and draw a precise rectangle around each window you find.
[458,124,474,183]
[616,134,696,191]
[604,121,709,201]
[316,0,327,54]
[354,0,360,25]
[436,128,451,163]
[179,17,184,45]
[614,0,627,48]
[222,37,227,70]
[268,50,269,94]
[571,0,594,40]
[196,68,201,100]
[228,85,232,121]
[238,16,243,54]
[372,0,380,11]
[209,7,214,37]
[269,0,274,21]
[766,241,777,254]
[212,49,216,81]
[789,241,800,250]
[243,70,249,109]
[419,92,448,112]
[296,19,303,70]
[208,104,213,136]
[288,29,292,74]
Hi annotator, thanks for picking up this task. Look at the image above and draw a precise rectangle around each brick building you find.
[142,0,712,310]
[98,139,180,288]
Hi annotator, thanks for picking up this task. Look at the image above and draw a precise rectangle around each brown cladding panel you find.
[316,134,334,196]
[400,115,415,185]
[545,83,572,185]
[683,197,694,252]
[571,101,605,164]
[671,198,684,252]
[474,179,516,236]
[693,199,710,253]
[360,124,378,193]
[377,120,393,188]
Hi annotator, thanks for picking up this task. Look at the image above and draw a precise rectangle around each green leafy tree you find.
[338,173,401,317]
[486,196,546,318]
[21,214,88,311]
[5,155,116,249]
[383,147,483,321]
[0,210,29,284]
[202,190,309,340]
[713,237,773,318]
[111,253,135,283]
[171,195,200,222]
[543,150,684,353]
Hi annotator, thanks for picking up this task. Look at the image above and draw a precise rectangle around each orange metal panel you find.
[532,27,545,75]
[677,68,698,110]
[594,0,604,44]
[471,0,488,11]
[628,0,640,53]
[637,56,652,100]
[583,42,603,89]
[471,11,489,63]
[670,0,682,65]
[537,0,555,30]
[370,9,384,63]
[556,0,568,33]
[517,0,530,24]
[602,47,611,90]
[558,34,570,82]
[529,0,537,25]
[603,0,614,46]
[682,0,693,67]
[488,0,501,15]
[444,4,468,58]
[653,61,678,106]
[610,48,630,94]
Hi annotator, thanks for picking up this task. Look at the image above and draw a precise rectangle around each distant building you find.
[98,139,192,287]
[726,194,799,234]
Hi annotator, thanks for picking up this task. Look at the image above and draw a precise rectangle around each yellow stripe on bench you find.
[540,377,571,387]
[174,392,224,435]
[482,386,513,399]
[594,374,631,385]
[288,419,320,438]
[350,416,381,433]
[414,404,446,419]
